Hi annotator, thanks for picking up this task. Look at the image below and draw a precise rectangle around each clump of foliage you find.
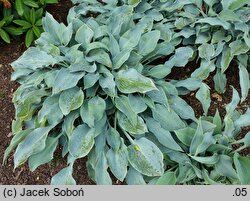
[0,0,58,46]
[4,0,250,185]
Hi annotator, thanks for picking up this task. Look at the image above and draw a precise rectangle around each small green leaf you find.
[25,29,34,47]
[0,29,10,43]
[15,0,24,16]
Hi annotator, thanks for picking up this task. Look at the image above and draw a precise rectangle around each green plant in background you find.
[0,0,58,46]
[4,0,250,185]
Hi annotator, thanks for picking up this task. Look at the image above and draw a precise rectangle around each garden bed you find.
[1,0,250,185]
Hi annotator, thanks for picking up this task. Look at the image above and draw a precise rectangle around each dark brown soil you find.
[0,0,249,185]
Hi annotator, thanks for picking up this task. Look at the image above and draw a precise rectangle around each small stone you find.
[211,92,222,102]
[0,64,3,68]
[7,132,12,138]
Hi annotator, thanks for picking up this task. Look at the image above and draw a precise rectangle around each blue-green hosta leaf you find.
[106,128,122,151]
[146,86,169,107]
[126,167,146,185]
[11,47,57,71]
[234,153,250,184]
[108,5,133,37]
[85,42,109,54]
[52,68,85,94]
[38,94,64,125]
[169,47,194,67]
[99,72,116,97]
[239,64,249,103]
[51,164,76,185]
[108,33,120,57]
[212,30,231,44]
[213,69,227,93]
[43,13,72,45]
[191,59,215,80]
[195,17,231,30]
[156,171,177,185]
[62,111,79,137]
[87,49,112,68]
[80,97,106,127]
[145,117,183,151]
[138,30,161,56]
[219,10,241,22]
[221,45,234,73]
[128,0,141,6]
[234,108,250,127]
[175,78,202,91]
[119,17,152,50]
[198,43,215,61]
[116,69,157,94]
[28,135,60,171]
[14,126,52,168]
[226,87,240,115]
[113,48,131,69]
[152,104,186,131]
[117,112,148,135]
[213,110,222,134]
[95,152,112,185]
[75,24,94,48]
[195,32,211,44]
[196,131,216,154]
[147,64,172,79]
[3,129,32,164]
[128,94,147,114]
[222,0,250,11]
[189,120,204,156]
[115,95,137,125]
[59,86,84,116]
[170,96,197,121]
[69,124,95,159]
[190,154,219,165]
[174,127,196,146]
[215,155,237,179]
[84,72,99,90]
[128,137,164,176]
[196,83,211,115]
[230,40,250,56]
[106,145,128,181]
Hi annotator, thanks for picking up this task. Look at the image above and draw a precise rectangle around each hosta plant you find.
[4,0,250,185]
